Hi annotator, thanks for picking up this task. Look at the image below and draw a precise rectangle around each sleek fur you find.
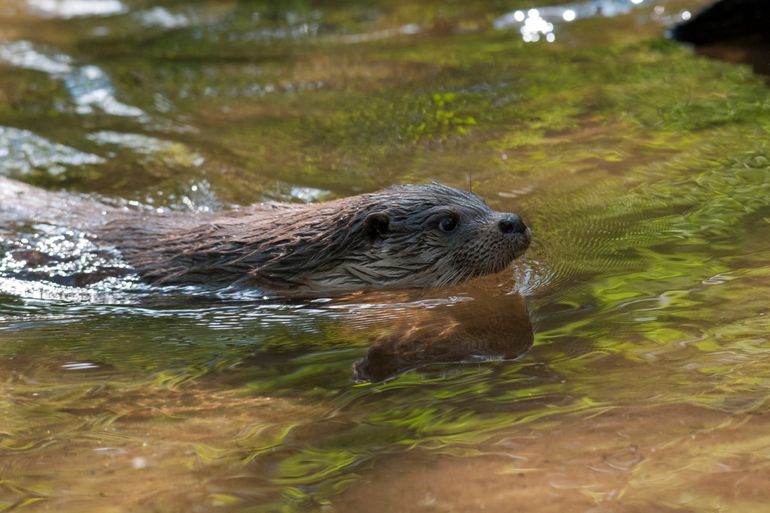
[99,183,531,294]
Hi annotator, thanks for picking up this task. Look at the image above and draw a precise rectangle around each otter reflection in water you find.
[2,177,535,379]
[352,293,533,382]
[1,178,531,296]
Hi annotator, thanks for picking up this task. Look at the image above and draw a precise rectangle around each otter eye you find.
[363,212,390,240]
[438,215,458,233]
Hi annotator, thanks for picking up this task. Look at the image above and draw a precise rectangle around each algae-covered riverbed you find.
[2,0,770,511]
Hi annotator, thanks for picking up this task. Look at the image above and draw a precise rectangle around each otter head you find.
[260,183,531,294]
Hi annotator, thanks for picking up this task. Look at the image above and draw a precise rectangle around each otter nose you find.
[498,214,528,235]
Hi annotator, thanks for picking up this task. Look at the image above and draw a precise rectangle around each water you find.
[2,0,770,511]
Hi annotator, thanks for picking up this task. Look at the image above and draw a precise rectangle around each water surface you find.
[2,0,770,511]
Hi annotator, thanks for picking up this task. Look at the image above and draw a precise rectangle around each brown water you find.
[2,0,770,511]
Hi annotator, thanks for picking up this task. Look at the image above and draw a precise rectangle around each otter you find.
[1,178,531,295]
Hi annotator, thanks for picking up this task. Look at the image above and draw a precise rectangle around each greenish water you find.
[2,0,770,512]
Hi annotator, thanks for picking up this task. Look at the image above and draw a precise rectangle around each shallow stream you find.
[2,1,770,511]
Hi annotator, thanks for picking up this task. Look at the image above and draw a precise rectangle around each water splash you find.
[0,223,136,299]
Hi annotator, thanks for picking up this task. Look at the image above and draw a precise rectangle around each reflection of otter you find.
[1,178,531,295]
[352,293,533,382]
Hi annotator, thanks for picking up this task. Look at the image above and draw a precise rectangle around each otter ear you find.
[363,212,390,240]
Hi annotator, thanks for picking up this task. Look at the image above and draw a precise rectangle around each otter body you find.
[1,178,531,295]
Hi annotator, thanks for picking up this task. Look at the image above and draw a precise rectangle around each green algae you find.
[2,0,770,512]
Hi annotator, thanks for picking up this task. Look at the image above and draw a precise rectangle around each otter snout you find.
[496,213,531,260]
[498,214,528,235]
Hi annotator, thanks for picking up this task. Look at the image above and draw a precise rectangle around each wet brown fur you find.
[99,183,531,294]
[1,178,530,295]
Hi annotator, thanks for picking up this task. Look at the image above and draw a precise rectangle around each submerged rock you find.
[672,0,770,76]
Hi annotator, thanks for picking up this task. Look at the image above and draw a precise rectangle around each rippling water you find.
[2,0,770,512]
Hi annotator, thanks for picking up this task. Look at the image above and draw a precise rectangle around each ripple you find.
[0,223,140,303]
[27,0,127,18]
[0,41,145,118]
[494,0,653,42]
[87,131,205,167]
[136,6,191,29]
[0,126,104,176]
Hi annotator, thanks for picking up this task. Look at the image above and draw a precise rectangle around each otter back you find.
[3,179,531,295]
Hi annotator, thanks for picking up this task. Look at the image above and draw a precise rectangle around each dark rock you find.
[672,0,770,45]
